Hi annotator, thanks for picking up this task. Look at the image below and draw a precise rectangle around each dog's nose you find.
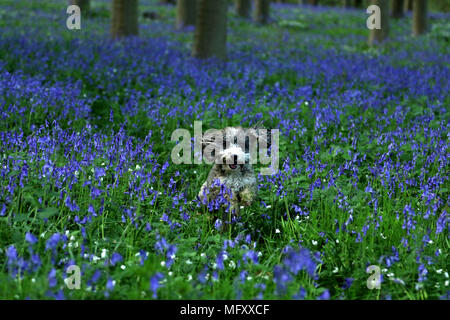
[233,155,238,164]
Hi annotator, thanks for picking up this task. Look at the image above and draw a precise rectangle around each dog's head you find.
[202,126,268,173]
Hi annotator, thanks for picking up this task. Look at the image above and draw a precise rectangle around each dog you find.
[198,126,266,217]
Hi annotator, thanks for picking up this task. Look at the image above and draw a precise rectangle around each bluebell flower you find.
[418,264,428,282]
[283,247,317,277]
[110,252,123,266]
[106,278,115,291]
[239,270,248,283]
[293,287,306,300]
[342,278,354,290]
[216,251,227,271]
[317,289,330,300]
[150,272,164,299]
[48,268,57,288]
[273,265,292,296]
[242,250,258,265]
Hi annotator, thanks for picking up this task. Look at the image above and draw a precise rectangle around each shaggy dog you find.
[198,126,265,217]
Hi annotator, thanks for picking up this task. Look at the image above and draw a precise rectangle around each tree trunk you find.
[176,0,196,29]
[111,0,139,38]
[343,0,352,7]
[307,0,318,5]
[69,0,90,15]
[391,0,404,18]
[192,0,228,60]
[412,0,427,36]
[368,0,389,45]
[253,0,270,24]
[354,0,364,8]
[235,0,251,18]
[404,0,413,11]
[160,0,176,4]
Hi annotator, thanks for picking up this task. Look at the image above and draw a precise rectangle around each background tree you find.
[391,0,404,18]
[368,0,389,46]
[235,0,252,18]
[307,0,319,5]
[404,0,413,11]
[253,0,270,24]
[111,0,139,38]
[343,0,352,7]
[412,0,427,36]
[69,0,90,15]
[354,0,364,8]
[176,0,196,29]
[192,0,228,60]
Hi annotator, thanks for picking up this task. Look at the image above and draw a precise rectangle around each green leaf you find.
[37,207,59,219]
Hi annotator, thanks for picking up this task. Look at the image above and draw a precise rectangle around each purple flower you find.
[48,268,57,288]
[198,266,209,284]
[242,250,259,265]
[418,264,428,282]
[342,278,354,290]
[150,272,164,299]
[166,245,177,268]
[95,167,106,180]
[25,232,38,244]
[436,211,447,234]
[90,269,102,284]
[283,247,317,278]
[293,287,306,300]
[216,251,226,271]
[273,265,292,296]
[110,252,123,266]
[88,204,96,216]
[239,270,248,283]
[45,233,63,251]
[6,245,18,262]
[155,237,168,253]
[54,290,65,300]
[106,278,115,291]
[318,289,330,300]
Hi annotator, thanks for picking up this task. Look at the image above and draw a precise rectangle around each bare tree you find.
[368,0,389,45]
[235,0,251,18]
[111,0,139,38]
[192,0,228,60]
[176,0,196,29]
[69,0,90,15]
[253,0,270,24]
[412,0,427,36]
[391,0,404,18]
